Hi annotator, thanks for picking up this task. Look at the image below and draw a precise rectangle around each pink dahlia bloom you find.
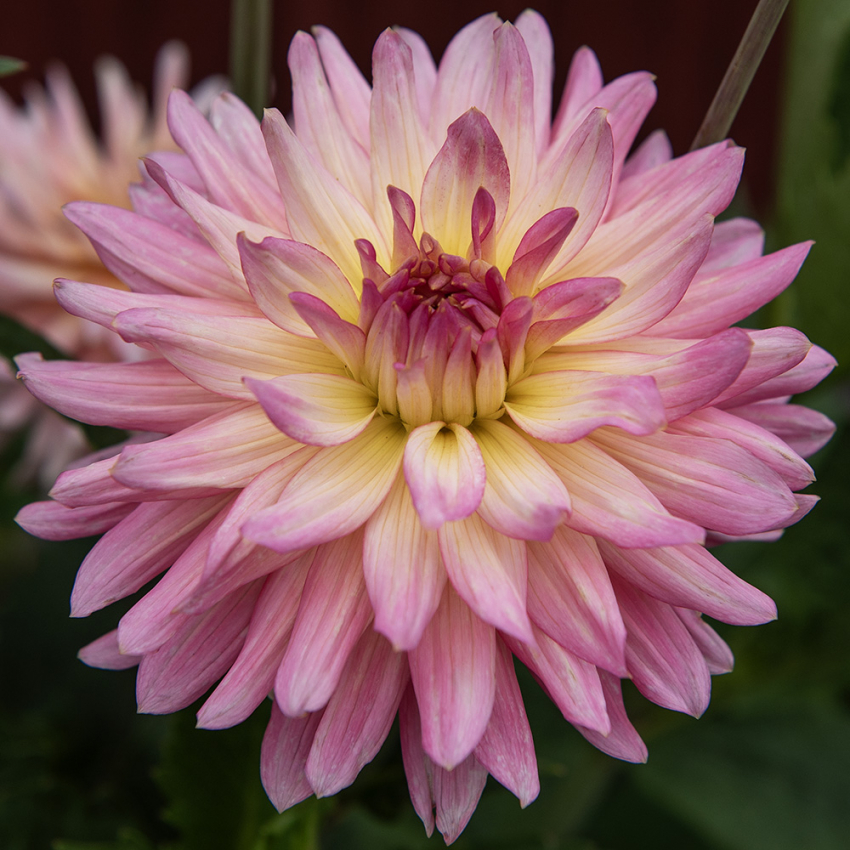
[0,44,219,486]
[17,12,836,842]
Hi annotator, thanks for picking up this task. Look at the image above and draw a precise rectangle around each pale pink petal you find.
[599,540,776,626]
[398,685,436,837]
[408,586,497,769]
[472,418,571,540]
[527,526,627,675]
[575,671,648,763]
[370,29,437,239]
[505,370,666,443]
[78,630,141,671]
[274,532,373,716]
[70,494,228,617]
[64,201,241,299]
[16,355,231,433]
[700,217,765,274]
[620,129,673,179]
[167,89,287,228]
[438,512,533,642]
[246,373,377,447]
[678,609,735,674]
[395,27,438,120]
[209,92,277,187]
[113,404,297,492]
[505,625,609,733]
[420,108,511,257]
[196,552,313,730]
[261,702,322,812]
[506,208,579,298]
[515,10,554,156]
[613,577,711,716]
[135,580,261,714]
[306,629,409,796]
[551,46,603,140]
[364,471,448,650]
[289,32,371,208]
[262,108,388,285]
[113,307,343,400]
[531,438,705,547]
[474,638,539,807]
[403,421,485,529]
[243,417,406,553]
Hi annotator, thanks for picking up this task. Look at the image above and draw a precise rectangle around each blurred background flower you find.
[1,1,848,849]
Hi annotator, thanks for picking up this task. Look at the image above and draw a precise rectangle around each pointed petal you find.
[408,586,497,769]
[730,402,836,459]
[527,526,627,675]
[275,532,372,716]
[306,629,409,796]
[474,638,539,807]
[575,671,647,763]
[78,630,141,671]
[678,609,735,674]
[515,10,554,156]
[364,472,448,651]
[16,499,134,542]
[438,513,533,642]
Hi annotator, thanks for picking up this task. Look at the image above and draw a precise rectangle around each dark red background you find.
[1,0,785,213]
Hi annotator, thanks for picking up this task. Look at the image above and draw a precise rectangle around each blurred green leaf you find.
[0,56,26,76]
[0,314,67,362]
[53,828,156,850]
[633,708,850,850]
[771,0,850,371]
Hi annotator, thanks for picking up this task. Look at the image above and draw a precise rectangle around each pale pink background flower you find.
[17,12,835,842]
[0,44,221,487]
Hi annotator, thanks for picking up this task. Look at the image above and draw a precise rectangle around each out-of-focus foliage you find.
[0,56,26,76]
[1,0,849,847]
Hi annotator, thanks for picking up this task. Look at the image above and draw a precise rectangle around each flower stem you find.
[690,0,790,150]
[229,0,273,118]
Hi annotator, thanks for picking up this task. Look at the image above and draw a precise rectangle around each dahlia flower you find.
[0,44,218,485]
[16,11,835,842]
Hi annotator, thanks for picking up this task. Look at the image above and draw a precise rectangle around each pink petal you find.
[678,609,735,674]
[593,427,799,536]
[532,438,705,548]
[403,421,485,529]
[505,625,609,733]
[209,92,277,187]
[438,512,533,642]
[506,208,579,298]
[527,526,627,675]
[364,472,448,651]
[472,418,571,541]
[113,404,297,492]
[246,373,377,447]
[613,577,711,717]
[700,217,765,274]
[408,586,497,769]
[620,129,673,179]
[243,417,406,553]
[261,702,322,812]
[135,580,261,714]
[598,540,776,626]
[395,27,438,120]
[78,630,141,671]
[575,671,648,763]
[274,532,373,716]
[16,499,134,542]
[306,629,409,796]
[262,108,388,285]
[238,233,360,336]
[505,370,666,443]
[420,108,511,257]
[730,402,836,458]
[112,307,342,400]
[64,201,240,299]
[16,354,231,433]
[70,494,228,617]
[552,46,603,140]
[474,638,539,807]
[515,10,554,156]
[195,551,313,730]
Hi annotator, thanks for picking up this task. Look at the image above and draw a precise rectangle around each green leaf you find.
[0,56,26,77]
[633,708,850,850]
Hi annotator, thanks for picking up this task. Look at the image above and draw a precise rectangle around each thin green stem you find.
[229,0,273,118]
[691,0,791,150]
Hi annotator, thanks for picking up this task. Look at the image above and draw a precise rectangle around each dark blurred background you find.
[2,2,850,850]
